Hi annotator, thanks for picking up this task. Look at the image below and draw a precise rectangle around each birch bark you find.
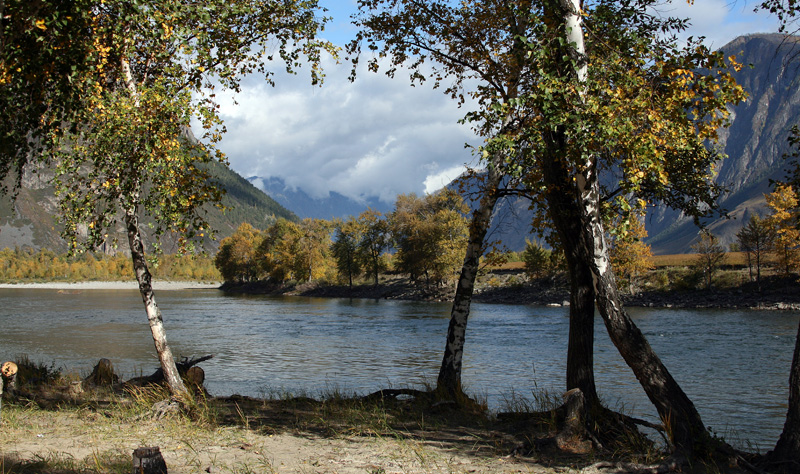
[437,155,504,396]
[546,0,709,454]
[120,56,188,399]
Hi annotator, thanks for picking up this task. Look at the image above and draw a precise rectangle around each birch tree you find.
[352,6,744,454]
[350,0,574,399]
[518,0,745,456]
[3,0,334,399]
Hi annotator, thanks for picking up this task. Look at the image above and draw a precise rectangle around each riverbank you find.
[0,378,699,474]
[4,272,799,310]
[221,272,800,310]
[0,280,221,290]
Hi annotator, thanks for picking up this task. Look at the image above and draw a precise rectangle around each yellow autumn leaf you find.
[34,19,46,30]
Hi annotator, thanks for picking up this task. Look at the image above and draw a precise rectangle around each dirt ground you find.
[0,388,660,474]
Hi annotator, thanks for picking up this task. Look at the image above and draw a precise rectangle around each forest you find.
[2,0,800,472]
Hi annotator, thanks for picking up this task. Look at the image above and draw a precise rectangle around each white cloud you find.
[211,2,783,204]
[653,0,782,48]
[215,55,478,203]
[424,165,469,195]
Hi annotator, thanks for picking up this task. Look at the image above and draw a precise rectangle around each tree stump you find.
[132,446,168,474]
[555,388,592,454]
[185,366,204,387]
[1,361,17,380]
[85,358,119,386]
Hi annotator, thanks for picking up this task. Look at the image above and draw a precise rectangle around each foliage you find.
[766,184,800,276]
[736,214,775,288]
[758,0,800,34]
[691,230,727,290]
[0,247,218,282]
[252,218,335,284]
[332,217,363,287]
[608,215,654,294]
[214,223,262,283]
[3,0,334,254]
[389,191,469,286]
[0,0,96,194]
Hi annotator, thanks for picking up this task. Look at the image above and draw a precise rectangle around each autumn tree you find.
[608,215,653,294]
[690,230,726,290]
[350,0,537,398]
[294,218,335,283]
[390,191,468,286]
[736,214,774,290]
[357,209,390,286]
[3,0,334,398]
[332,217,363,287]
[215,223,263,283]
[257,218,300,282]
[515,0,745,454]
[767,184,800,276]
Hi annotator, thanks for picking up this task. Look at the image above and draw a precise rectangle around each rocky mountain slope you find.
[646,34,800,253]
[0,161,296,253]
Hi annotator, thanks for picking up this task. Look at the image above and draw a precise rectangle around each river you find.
[0,287,797,451]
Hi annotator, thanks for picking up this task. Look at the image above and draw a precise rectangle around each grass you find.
[0,371,679,474]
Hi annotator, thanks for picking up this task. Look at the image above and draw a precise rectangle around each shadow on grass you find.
[206,390,607,470]
[1,453,129,474]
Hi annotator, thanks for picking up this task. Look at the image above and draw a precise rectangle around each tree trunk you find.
[125,208,188,399]
[542,162,599,405]
[544,0,708,455]
[770,317,800,472]
[437,162,503,397]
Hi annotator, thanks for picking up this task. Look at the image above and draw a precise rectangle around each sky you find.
[213,1,784,204]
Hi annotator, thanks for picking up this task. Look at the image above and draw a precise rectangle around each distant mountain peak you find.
[248,176,392,220]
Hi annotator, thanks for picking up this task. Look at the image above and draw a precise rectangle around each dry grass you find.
[0,381,680,474]
[651,252,749,268]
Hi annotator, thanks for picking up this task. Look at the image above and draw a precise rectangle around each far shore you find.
[0,280,221,290]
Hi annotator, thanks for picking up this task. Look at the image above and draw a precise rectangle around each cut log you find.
[85,358,119,386]
[1,361,17,379]
[125,355,213,388]
[132,446,168,474]
[184,366,204,387]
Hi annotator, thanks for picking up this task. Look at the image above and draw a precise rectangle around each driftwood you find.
[361,388,431,402]
[125,355,213,387]
[1,361,18,418]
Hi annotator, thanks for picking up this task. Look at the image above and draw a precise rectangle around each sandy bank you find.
[0,281,221,290]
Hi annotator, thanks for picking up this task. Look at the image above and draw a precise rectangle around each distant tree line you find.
[214,190,469,287]
[0,248,219,282]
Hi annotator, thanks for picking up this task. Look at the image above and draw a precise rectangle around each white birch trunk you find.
[120,55,188,399]
[125,207,188,398]
[437,154,504,396]
[554,0,709,454]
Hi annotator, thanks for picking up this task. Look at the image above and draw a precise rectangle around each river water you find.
[0,287,797,451]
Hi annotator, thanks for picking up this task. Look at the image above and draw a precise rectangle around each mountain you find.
[645,34,800,253]
[0,161,296,253]
[247,176,393,220]
[455,34,800,255]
